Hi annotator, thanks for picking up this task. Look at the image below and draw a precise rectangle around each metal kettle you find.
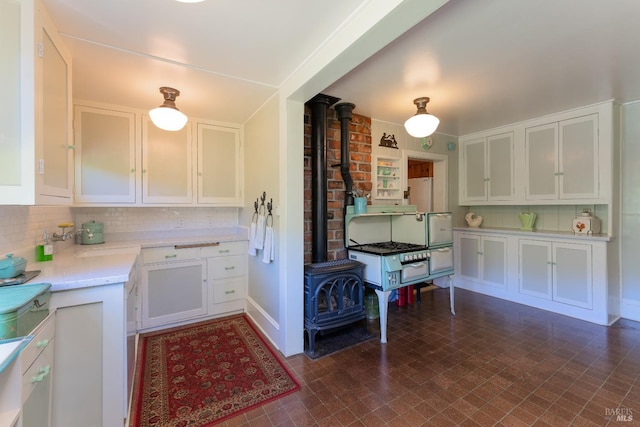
[81,220,104,245]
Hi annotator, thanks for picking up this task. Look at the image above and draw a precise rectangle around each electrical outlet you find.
[175,218,184,228]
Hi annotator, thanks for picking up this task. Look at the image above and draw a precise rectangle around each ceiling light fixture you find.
[404,97,440,138]
[149,87,188,131]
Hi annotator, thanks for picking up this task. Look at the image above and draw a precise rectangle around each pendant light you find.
[404,97,439,138]
[149,87,188,131]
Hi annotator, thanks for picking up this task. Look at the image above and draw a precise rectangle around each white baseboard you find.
[245,296,282,351]
[620,298,640,322]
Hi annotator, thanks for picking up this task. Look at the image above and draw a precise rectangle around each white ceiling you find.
[43,0,640,136]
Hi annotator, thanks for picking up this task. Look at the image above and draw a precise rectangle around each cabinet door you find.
[487,133,513,201]
[461,138,487,201]
[525,123,558,200]
[559,114,598,199]
[142,117,192,204]
[458,234,480,280]
[519,239,552,299]
[0,0,24,197]
[481,236,506,287]
[553,242,592,308]
[141,260,206,328]
[75,105,136,203]
[197,123,242,205]
[37,9,73,201]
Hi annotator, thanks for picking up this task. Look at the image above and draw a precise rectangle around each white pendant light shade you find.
[404,97,439,138]
[149,87,188,131]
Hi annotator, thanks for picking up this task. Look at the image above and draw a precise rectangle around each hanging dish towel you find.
[248,219,257,256]
[262,223,275,263]
[254,211,266,250]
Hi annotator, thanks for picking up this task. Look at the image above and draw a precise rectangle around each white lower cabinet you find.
[455,229,614,325]
[140,258,207,329]
[457,233,507,289]
[20,312,55,427]
[519,239,592,309]
[139,241,248,332]
[50,282,128,427]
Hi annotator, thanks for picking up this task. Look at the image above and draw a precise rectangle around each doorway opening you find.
[402,150,448,212]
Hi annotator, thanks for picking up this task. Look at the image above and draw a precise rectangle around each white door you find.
[525,123,558,200]
[141,260,206,328]
[462,138,487,201]
[197,123,242,205]
[142,117,193,204]
[38,14,73,201]
[559,114,598,200]
[487,133,514,201]
[519,239,553,299]
[75,105,137,203]
[480,236,506,288]
[553,242,592,308]
[458,234,480,281]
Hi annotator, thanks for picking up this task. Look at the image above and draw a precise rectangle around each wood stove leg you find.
[375,289,391,343]
[306,329,318,354]
[449,275,456,315]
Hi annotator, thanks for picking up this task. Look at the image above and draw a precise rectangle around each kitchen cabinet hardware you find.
[174,242,220,249]
[31,365,50,383]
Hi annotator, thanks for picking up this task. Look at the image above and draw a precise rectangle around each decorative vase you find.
[465,212,483,228]
[519,213,536,231]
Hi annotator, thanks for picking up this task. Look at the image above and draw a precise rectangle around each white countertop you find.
[453,226,612,242]
[24,228,249,293]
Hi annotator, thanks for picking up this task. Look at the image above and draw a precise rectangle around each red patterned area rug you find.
[130,315,300,426]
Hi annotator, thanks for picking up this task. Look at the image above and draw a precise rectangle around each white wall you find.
[621,101,640,321]
[242,95,283,346]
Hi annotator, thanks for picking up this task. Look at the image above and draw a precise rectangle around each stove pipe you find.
[335,103,356,207]
[307,94,340,264]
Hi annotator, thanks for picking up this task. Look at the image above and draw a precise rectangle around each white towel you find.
[262,225,275,263]
[248,221,257,256]
[254,213,266,250]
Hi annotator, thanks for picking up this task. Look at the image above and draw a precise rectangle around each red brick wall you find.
[304,106,372,264]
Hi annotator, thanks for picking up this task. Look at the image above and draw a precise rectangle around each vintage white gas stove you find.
[346,205,455,343]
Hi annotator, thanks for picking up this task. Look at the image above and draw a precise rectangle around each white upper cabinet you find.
[74,105,136,204]
[197,123,243,205]
[460,132,514,203]
[142,116,193,204]
[459,101,614,206]
[74,103,244,206]
[525,114,598,201]
[0,0,73,205]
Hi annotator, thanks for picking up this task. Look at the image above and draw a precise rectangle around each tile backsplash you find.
[0,206,240,259]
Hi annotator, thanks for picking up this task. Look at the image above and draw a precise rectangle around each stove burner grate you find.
[350,241,427,255]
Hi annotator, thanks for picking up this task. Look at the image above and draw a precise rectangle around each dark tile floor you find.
[222,288,640,426]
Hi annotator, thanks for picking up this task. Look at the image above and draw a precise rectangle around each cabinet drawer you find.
[21,339,53,404]
[200,241,247,258]
[208,256,245,279]
[212,277,246,303]
[142,246,200,264]
[21,311,55,374]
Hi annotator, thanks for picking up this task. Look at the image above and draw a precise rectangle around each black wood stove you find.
[304,96,367,356]
[303,259,365,354]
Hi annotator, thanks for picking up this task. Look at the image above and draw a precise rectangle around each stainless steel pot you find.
[81,220,104,245]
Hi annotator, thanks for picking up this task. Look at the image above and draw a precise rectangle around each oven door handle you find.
[407,262,427,268]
